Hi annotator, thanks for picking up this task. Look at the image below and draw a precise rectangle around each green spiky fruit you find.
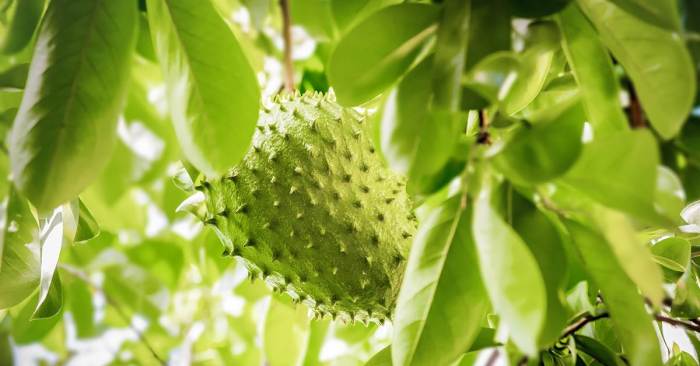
[187,92,416,324]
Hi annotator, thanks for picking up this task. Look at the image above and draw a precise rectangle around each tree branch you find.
[656,315,700,333]
[59,264,166,365]
[561,312,610,339]
[279,0,294,92]
[477,109,491,144]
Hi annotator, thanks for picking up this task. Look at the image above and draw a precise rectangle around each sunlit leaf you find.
[566,221,662,366]
[328,3,440,106]
[493,103,584,184]
[10,290,63,344]
[501,21,560,115]
[472,175,546,355]
[33,207,65,319]
[9,0,137,212]
[263,295,311,366]
[147,0,260,176]
[607,0,679,31]
[579,0,696,139]
[330,0,401,34]
[393,194,488,366]
[0,188,39,310]
[651,237,690,273]
[66,278,94,338]
[562,129,662,225]
[557,3,628,137]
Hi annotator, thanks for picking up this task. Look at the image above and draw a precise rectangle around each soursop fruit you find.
[183,92,416,324]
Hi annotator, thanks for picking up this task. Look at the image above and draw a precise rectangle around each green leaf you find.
[366,346,391,366]
[591,207,664,307]
[32,270,62,319]
[431,0,471,111]
[392,194,488,366]
[147,0,260,176]
[672,267,700,318]
[0,318,12,366]
[0,0,44,54]
[493,103,584,184]
[328,3,440,106]
[573,335,626,366]
[465,0,511,72]
[263,295,310,366]
[654,166,686,224]
[511,192,569,347]
[66,279,94,338]
[125,239,184,289]
[0,63,29,90]
[578,0,696,139]
[501,21,560,115]
[566,221,662,366]
[330,0,401,34]
[607,0,679,31]
[301,319,329,366]
[33,208,65,319]
[472,176,546,355]
[0,188,39,310]
[562,129,661,224]
[557,3,628,137]
[510,0,571,18]
[74,199,99,243]
[10,290,63,344]
[291,0,336,41]
[462,51,519,104]
[8,0,137,212]
[379,58,464,195]
[665,350,697,366]
[651,237,690,273]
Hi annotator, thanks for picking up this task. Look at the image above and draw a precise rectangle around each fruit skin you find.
[190,92,416,324]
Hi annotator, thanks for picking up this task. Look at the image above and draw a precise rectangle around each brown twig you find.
[561,312,610,339]
[59,264,166,365]
[627,82,646,128]
[485,349,499,366]
[477,109,491,144]
[279,0,294,92]
[656,315,700,333]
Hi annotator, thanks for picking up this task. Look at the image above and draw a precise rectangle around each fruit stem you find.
[279,0,294,92]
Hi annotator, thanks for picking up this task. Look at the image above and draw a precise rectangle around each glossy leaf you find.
[74,199,99,243]
[592,207,664,307]
[557,3,628,137]
[579,0,696,139]
[263,295,310,366]
[291,0,336,41]
[330,0,401,34]
[608,0,679,30]
[10,291,63,344]
[566,221,662,366]
[393,195,488,366]
[672,267,700,318]
[0,188,39,309]
[33,207,65,319]
[654,166,686,224]
[562,129,661,224]
[511,192,569,346]
[501,21,560,115]
[328,3,440,106]
[465,0,510,71]
[0,0,44,54]
[380,58,463,195]
[651,237,690,273]
[574,335,626,366]
[494,103,584,184]
[472,176,546,355]
[9,0,137,212]
[147,0,260,176]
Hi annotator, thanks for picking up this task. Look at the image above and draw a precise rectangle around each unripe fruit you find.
[186,92,416,324]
